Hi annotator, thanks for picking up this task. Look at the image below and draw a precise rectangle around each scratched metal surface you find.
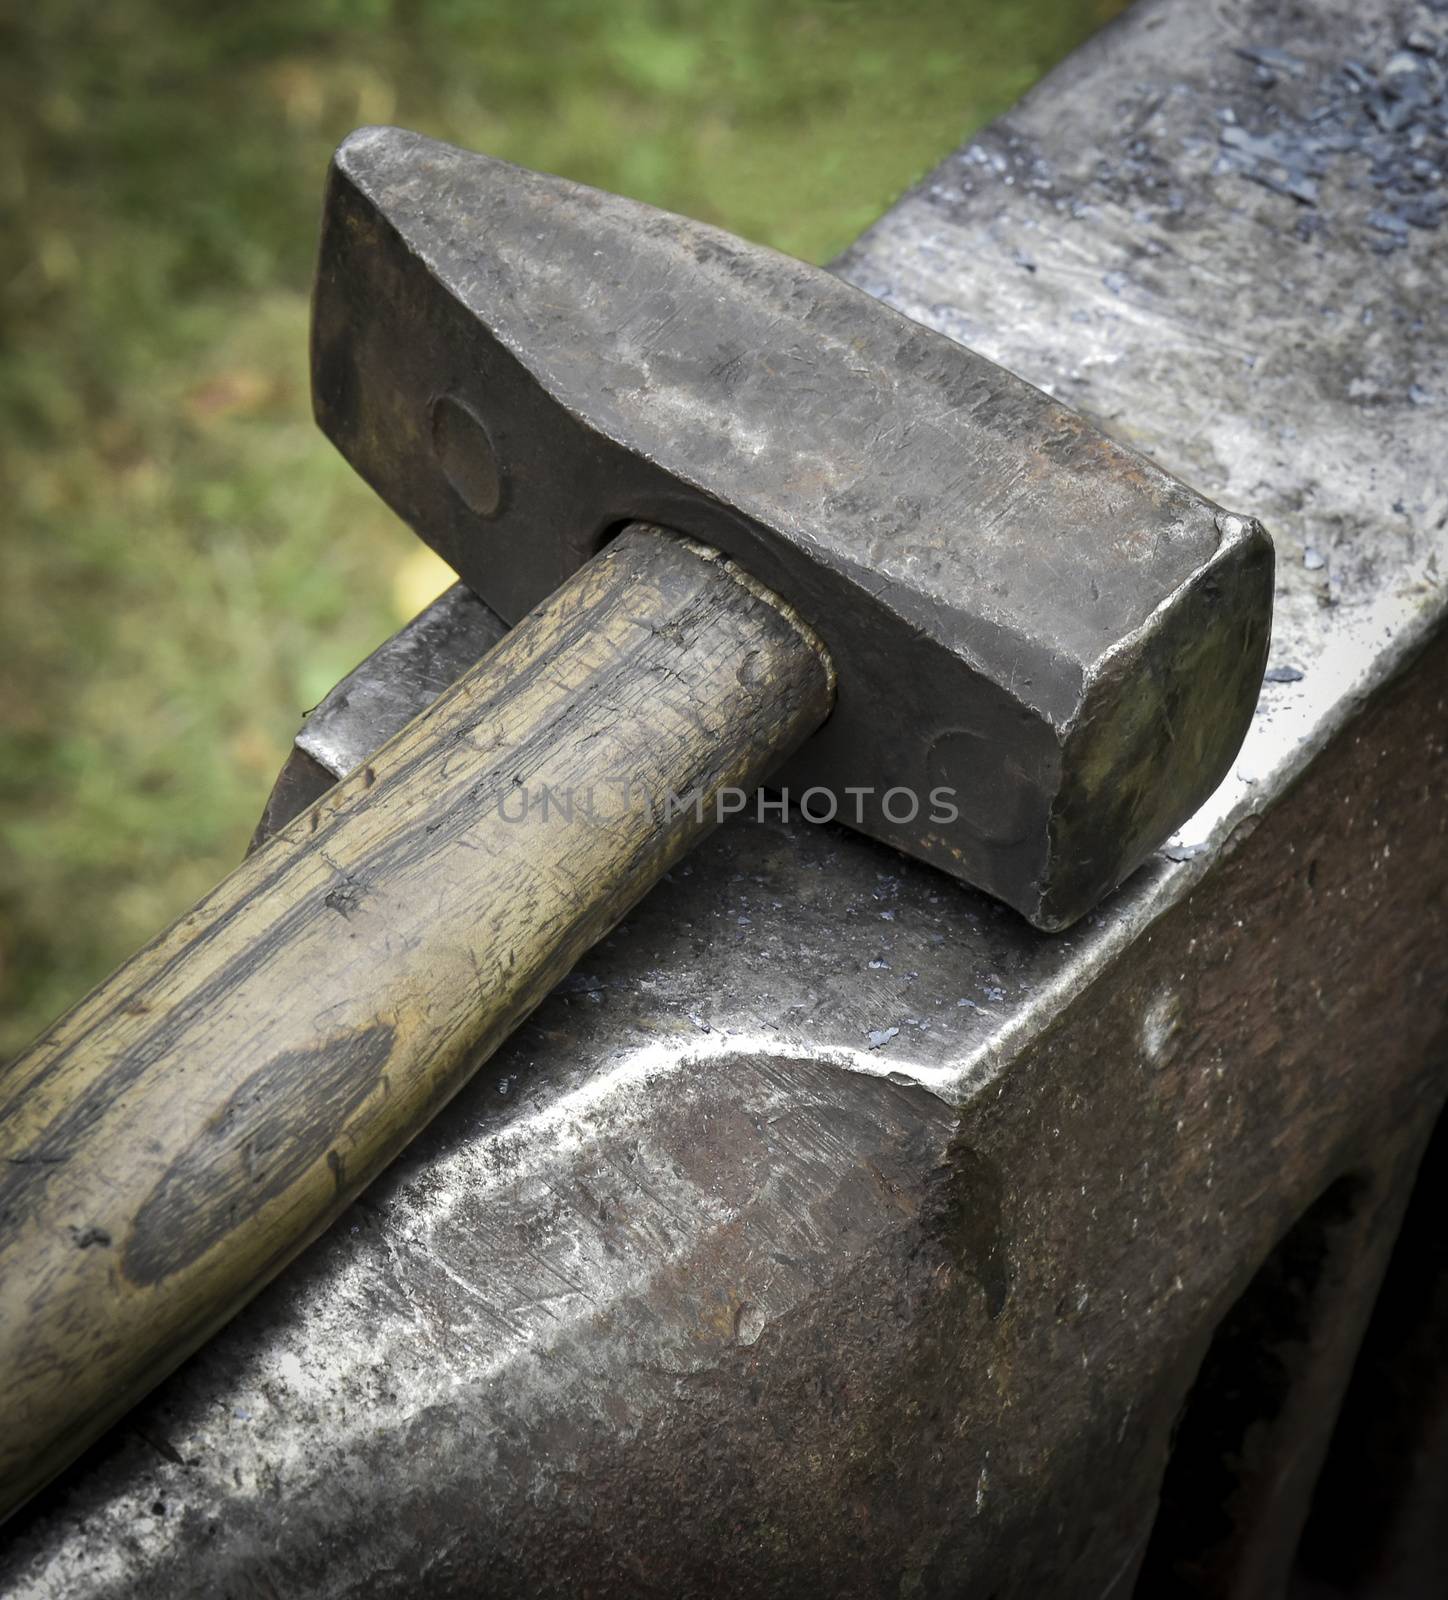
[5,0,1447,1591]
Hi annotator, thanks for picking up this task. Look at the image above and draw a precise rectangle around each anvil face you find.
[312,127,1272,928]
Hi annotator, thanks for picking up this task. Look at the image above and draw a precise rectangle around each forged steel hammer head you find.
[312,127,1273,930]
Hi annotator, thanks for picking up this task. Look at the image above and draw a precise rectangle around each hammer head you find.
[312,127,1273,930]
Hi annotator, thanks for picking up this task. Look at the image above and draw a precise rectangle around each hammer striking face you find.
[314,126,1273,929]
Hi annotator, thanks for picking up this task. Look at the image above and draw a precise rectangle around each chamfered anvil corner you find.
[313,125,1274,930]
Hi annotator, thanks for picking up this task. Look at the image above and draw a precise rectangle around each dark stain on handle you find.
[123,1021,394,1287]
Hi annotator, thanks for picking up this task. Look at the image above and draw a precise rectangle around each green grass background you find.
[0,0,1124,1056]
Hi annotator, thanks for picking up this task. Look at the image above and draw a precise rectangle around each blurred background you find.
[0,0,1124,1057]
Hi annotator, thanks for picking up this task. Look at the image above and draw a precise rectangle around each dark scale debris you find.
[1217,14,1448,254]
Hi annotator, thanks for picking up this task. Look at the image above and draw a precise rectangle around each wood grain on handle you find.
[0,524,834,1522]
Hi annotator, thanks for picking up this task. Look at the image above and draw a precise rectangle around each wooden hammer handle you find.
[0,524,834,1521]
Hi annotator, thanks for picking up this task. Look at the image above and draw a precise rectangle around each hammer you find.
[0,128,1272,1520]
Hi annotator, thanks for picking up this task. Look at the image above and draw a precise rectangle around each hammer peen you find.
[0,128,1273,1520]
